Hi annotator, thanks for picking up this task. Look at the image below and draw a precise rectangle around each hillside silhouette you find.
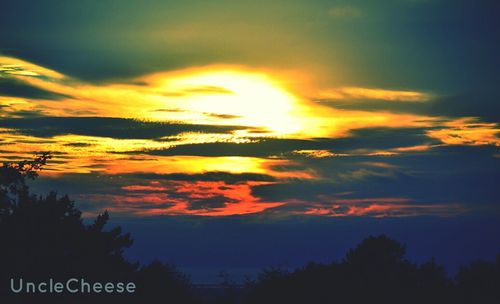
[1,155,499,303]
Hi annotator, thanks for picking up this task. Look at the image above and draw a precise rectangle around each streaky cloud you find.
[0,116,245,139]
[318,87,432,102]
[0,77,70,100]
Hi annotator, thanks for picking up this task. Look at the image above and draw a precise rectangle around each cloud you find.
[145,139,312,157]
[426,118,500,146]
[24,142,499,218]
[0,55,497,220]
[186,195,236,211]
[318,92,500,124]
[145,127,438,157]
[159,85,234,97]
[0,77,70,100]
[427,93,500,122]
[252,145,499,214]
[0,106,46,118]
[293,150,337,158]
[318,87,432,102]
[129,172,276,183]
[304,202,464,217]
[80,180,284,216]
[0,116,244,139]
[0,56,453,142]
[0,58,64,80]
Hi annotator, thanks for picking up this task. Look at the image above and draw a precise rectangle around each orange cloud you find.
[121,185,170,191]
[86,180,283,216]
[304,200,464,218]
[393,145,434,152]
[344,203,464,217]
[427,118,500,146]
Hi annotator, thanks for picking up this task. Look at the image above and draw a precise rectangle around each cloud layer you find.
[1,0,499,219]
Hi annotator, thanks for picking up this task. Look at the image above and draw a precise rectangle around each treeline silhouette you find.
[0,154,194,304]
[240,236,499,304]
[1,155,499,304]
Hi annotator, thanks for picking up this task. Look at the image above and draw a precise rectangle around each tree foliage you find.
[0,154,194,304]
[243,235,499,304]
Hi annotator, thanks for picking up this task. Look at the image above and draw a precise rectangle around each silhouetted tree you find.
[0,152,51,219]
[341,235,419,303]
[0,155,194,304]
[135,260,195,304]
[416,258,452,303]
[242,235,460,304]
[244,267,292,304]
[456,256,500,304]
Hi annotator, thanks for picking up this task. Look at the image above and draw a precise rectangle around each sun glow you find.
[145,68,307,136]
[1,56,441,141]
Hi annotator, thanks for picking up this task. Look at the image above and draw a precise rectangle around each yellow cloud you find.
[0,56,439,140]
[319,87,432,102]
[0,56,65,79]
[3,54,497,183]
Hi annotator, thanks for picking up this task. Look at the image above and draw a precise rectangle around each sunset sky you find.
[1,0,499,282]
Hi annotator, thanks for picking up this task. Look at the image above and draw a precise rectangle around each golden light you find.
[1,56,441,141]
[147,68,306,136]
[139,68,439,139]
[1,56,493,217]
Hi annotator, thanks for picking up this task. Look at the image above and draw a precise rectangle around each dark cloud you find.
[150,109,240,119]
[0,107,46,118]
[30,171,276,203]
[0,77,70,100]
[202,112,241,119]
[252,145,500,212]
[187,195,237,211]
[2,0,499,96]
[31,173,130,197]
[427,93,500,122]
[146,127,438,157]
[330,127,438,151]
[130,172,276,183]
[316,98,430,115]
[121,201,175,211]
[31,145,498,217]
[0,116,245,139]
[320,92,500,122]
[63,142,93,147]
[146,139,317,157]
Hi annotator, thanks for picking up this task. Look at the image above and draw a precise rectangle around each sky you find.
[1,0,499,282]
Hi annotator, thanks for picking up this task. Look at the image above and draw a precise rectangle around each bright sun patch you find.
[145,68,306,136]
